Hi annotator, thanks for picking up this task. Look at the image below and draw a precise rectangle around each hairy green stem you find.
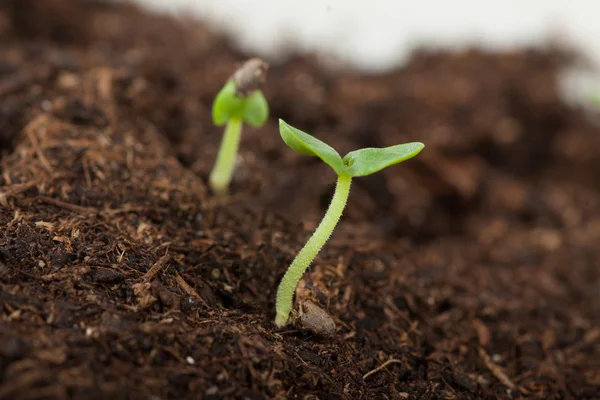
[209,118,243,196]
[275,174,352,327]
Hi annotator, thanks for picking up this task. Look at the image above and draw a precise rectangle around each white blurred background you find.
[136,0,600,104]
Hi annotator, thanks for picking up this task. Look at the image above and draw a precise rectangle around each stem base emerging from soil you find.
[275,174,352,327]
[209,118,242,196]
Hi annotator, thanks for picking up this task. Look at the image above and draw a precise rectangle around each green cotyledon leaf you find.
[243,90,269,127]
[212,81,245,125]
[279,119,346,175]
[342,142,424,177]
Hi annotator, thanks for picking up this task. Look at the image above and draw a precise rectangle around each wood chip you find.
[142,254,170,280]
[174,272,206,306]
[478,347,516,390]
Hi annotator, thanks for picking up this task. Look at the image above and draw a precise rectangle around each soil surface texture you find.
[1,1,599,399]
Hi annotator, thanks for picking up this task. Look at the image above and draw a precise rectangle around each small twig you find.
[478,347,516,390]
[26,128,53,173]
[142,254,170,281]
[294,351,309,366]
[362,358,403,381]
[37,196,96,215]
[174,272,206,306]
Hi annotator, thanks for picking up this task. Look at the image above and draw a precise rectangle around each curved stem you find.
[275,174,352,327]
[209,118,243,196]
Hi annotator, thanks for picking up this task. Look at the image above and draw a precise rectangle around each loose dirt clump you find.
[1,1,599,399]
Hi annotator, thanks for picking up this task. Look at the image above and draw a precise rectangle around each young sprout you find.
[274,119,424,328]
[210,58,269,196]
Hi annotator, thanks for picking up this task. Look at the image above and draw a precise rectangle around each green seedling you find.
[274,119,424,327]
[210,58,269,196]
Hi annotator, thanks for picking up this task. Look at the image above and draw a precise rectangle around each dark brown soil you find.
[1,1,600,399]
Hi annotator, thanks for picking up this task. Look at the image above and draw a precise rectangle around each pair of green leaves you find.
[279,119,424,177]
[213,79,422,177]
[212,81,269,127]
